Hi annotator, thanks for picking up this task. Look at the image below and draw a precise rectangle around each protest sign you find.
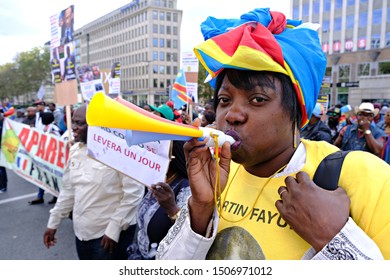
[87,126,171,186]
[1,119,69,196]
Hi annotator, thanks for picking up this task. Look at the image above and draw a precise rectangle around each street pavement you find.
[0,170,77,260]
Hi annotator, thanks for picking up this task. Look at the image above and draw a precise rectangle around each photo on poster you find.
[77,64,105,102]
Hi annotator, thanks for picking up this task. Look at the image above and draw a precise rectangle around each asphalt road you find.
[0,170,78,260]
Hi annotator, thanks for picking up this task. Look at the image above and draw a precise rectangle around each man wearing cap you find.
[166,101,182,123]
[326,106,342,142]
[334,102,386,157]
[301,103,332,143]
[148,104,174,121]
[34,100,49,131]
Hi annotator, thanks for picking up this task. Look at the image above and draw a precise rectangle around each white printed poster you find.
[87,126,171,186]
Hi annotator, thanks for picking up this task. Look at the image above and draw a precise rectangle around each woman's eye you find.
[217,97,230,104]
[249,96,266,104]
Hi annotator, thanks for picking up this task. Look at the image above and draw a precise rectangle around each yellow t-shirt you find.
[206,139,390,260]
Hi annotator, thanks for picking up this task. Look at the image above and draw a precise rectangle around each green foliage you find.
[378,61,390,75]
[197,62,214,104]
[0,47,50,101]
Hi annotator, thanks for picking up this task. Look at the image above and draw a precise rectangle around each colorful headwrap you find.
[194,8,327,128]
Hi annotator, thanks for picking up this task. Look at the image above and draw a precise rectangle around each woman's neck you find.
[244,144,296,178]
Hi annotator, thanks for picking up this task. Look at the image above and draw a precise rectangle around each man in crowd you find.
[43,104,144,259]
[301,103,332,143]
[334,102,387,157]
[48,102,63,133]
[22,107,36,127]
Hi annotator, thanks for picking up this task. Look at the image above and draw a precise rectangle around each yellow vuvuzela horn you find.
[86,93,235,147]
[86,92,203,137]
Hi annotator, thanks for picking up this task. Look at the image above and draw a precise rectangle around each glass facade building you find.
[293,0,390,106]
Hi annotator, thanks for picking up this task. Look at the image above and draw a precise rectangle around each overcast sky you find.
[0,0,291,65]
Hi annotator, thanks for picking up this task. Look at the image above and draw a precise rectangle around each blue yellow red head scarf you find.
[194,8,327,128]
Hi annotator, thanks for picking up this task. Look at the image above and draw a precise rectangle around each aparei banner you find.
[0,119,69,196]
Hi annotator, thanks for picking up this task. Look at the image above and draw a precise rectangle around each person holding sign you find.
[156,8,390,260]
[43,104,144,259]
[127,140,190,260]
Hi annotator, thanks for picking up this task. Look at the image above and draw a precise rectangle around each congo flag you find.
[171,69,191,109]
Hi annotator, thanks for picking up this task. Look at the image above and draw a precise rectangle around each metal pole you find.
[86,33,90,64]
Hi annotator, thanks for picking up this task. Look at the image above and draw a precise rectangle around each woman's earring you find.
[293,126,298,148]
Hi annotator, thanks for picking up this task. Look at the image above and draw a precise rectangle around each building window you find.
[166,26,171,34]
[373,9,382,25]
[322,20,330,33]
[386,32,390,47]
[338,65,350,83]
[160,81,165,88]
[160,11,165,20]
[302,3,309,17]
[334,17,342,31]
[324,0,331,11]
[313,1,320,14]
[153,65,158,73]
[347,0,355,5]
[388,6,390,22]
[173,13,178,22]
[357,63,370,76]
[173,26,178,35]
[166,65,171,74]
[346,14,354,29]
[359,12,367,28]
[153,10,158,20]
[153,37,158,47]
[168,1,173,8]
[173,40,178,48]
[378,62,390,75]
[166,12,171,21]
[371,34,380,49]
[160,51,165,61]
[160,25,165,34]
[153,24,158,33]
[166,39,171,48]
[335,0,343,9]
[160,38,165,47]
[159,65,165,74]
[153,51,158,60]
[293,6,299,19]
[153,78,158,88]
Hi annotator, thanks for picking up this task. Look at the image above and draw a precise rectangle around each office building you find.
[75,0,182,106]
[293,0,390,107]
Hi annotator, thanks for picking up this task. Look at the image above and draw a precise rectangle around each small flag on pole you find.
[37,84,46,100]
[171,69,191,109]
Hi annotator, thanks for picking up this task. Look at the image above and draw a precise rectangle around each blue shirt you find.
[341,123,386,152]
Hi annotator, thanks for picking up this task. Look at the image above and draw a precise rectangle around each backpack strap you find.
[313,150,350,191]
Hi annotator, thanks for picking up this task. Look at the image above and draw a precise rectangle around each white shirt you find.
[47,142,145,242]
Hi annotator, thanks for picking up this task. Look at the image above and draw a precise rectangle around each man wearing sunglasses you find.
[334,102,386,157]
[326,106,342,142]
